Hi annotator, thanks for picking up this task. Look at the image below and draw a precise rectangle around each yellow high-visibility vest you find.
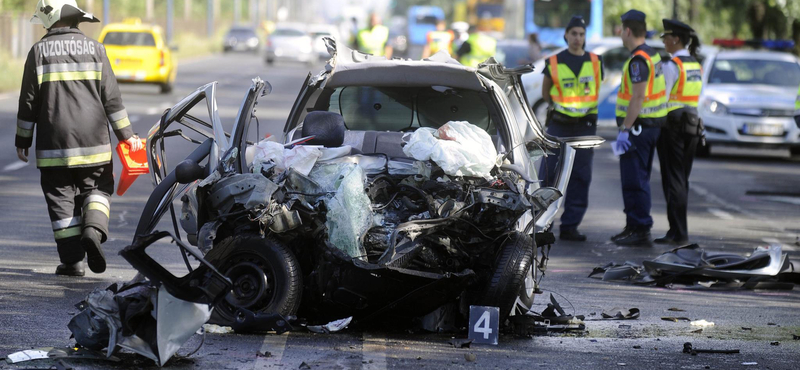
[666,55,703,111]
[547,52,602,117]
[460,33,496,68]
[427,30,454,55]
[357,25,389,56]
[616,49,668,119]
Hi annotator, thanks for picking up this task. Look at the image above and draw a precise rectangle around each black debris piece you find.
[770,341,780,346]
[683,342,740,355]
[257,351,272,358]
[741,327,752,331]
[793,334,800,340]
[668,308,685,312]
[662,317,691,322]
[299,362,312,369]
[601,308,640,320]
[449,338,474,348]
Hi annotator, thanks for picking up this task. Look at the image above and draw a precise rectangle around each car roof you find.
[324,41,484,91]
[712,50,799,62]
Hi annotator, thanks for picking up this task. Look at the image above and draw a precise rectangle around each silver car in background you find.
[265,23,315,65]
[699,50,800,157]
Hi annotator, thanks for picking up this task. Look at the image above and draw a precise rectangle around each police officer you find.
[16,0,142,276]
[539,16,604,241]
[655,19,704,245]
[356,13,392,58]
[421,20,455,58]
[456,25,497,68]
[611,10,669,246]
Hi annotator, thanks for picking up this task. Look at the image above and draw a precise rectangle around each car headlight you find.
[247,37,259,47]
[703,99,729,115]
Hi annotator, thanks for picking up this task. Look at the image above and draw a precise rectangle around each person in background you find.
[528,32,543,62]
[655,18,704,245]
[610,10,669,246]
[421,19,455,58]
[538,16,604,242]
[356,13,393,58]
[456,24,497,68]
[16,0,143,276]
[450,21,470,51]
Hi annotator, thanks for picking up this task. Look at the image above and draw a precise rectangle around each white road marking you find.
[707,208,734,220]
[146,107,160,115]
[2,161,28,172]
[762,237,798,252]
[253,333,289,369]
[361,332,388,370]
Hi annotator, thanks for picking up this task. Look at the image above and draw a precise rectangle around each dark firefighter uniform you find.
[538,16,604,241]
[16,26,133,270]
[612,10,669,245]
[655,19,704,244]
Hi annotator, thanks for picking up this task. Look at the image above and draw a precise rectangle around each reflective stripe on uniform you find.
[38,70,103,84]
[83,194,110,218]
[36,144,112,167]
[54,226,82,240]
[36,62,103,76]
[616,103,668,114]
[52,216,82,230]
[553,103,595,114]
[108,109,131,130]
[16,127,34,138]
[17,119,35,130]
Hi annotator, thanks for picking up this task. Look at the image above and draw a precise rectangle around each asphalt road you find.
[1,53,799,370]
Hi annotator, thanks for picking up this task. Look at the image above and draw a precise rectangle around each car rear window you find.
[272,29,306,37]
[328,86,494,133]
[709,59,800,86]
[102,31,156,46]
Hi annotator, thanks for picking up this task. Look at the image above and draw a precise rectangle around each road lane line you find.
[253,333,289,369]
[2,161,28,172]
[757,196,800,206]
[361,332,388,370]
[762,237,798,252]
[707,208,734,220]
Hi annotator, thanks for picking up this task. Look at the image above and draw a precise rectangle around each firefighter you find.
[356,13,392,58]
[456,25,497,68]
[421,20,455,59]
[538,16,604,242]
[16,0,143,276]
[655,19,704,245]
[610,10,669,246]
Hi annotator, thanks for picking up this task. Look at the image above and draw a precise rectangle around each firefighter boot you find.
[55,261,85,277]
[81,227,106,273]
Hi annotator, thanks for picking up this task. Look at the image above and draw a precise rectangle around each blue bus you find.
[407,6,445,46]
[524,0,603,46]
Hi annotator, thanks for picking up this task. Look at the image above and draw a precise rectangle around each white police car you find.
[699,47,800,157]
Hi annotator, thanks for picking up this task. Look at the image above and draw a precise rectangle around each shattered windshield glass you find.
[328,86,495,133]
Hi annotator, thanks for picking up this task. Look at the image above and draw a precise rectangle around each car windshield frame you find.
[708,58,800,86]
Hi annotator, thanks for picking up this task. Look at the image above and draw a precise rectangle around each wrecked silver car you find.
[115,39,604,338]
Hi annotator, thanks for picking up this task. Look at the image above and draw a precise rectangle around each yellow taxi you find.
[99,18,176,94]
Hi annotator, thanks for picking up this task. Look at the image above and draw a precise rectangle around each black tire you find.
[790,146,800,158]
[696,142,711,158]
[159,80,173,94]
[205,234,302,326]
[266,58,274,65]
[475,233,534,321]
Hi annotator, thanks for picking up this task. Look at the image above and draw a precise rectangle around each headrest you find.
[302,111,346,147]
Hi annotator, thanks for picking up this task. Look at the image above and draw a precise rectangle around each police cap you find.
[620,9,646,23]
[661,18,696,37]
[565,16,587,32]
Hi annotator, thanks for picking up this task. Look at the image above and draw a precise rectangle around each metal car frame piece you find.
[643,244,790,279]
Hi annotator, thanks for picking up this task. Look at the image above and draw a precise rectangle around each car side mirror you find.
[175,159,205,184]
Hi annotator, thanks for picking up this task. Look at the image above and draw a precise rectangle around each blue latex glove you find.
[614,130,632,153]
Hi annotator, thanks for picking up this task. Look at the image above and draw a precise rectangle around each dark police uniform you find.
[538,16,604,241]
[655,19,704,244]
[612,10,668,245]
[16,25,133,272]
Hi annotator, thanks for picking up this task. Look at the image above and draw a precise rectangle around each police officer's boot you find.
[55,261,85,276]
[610,226,633,242]
[560,229,587,242]
[614,227,652,247]
[81,227,106,273]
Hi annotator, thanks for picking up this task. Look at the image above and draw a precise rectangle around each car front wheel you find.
[474,232,534,321]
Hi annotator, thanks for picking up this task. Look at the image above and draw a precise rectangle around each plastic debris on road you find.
[203,324,235,334]
[5,349,49,363]
[690,319,715,327]
[402,121,498,178]
[306,316,353,334]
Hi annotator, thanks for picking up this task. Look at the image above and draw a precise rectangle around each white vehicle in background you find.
[698,47,800,157]
[521,38,716,127]
[265,23,315,65]
[308,24,341,61]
